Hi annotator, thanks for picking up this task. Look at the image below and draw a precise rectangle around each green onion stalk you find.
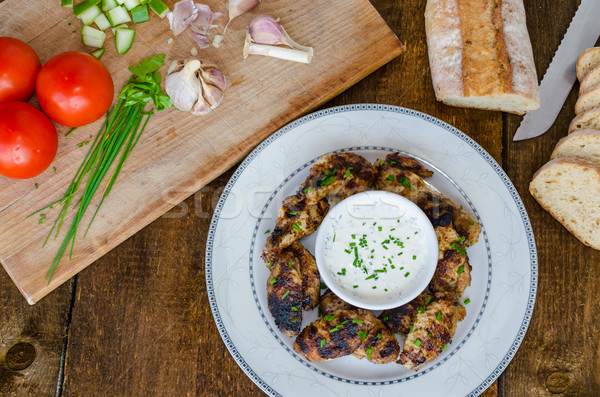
[31,54,173,283]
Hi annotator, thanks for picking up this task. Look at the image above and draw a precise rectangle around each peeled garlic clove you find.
[226,0,261,22]
[165,59,202,112]
[247,15,286,45]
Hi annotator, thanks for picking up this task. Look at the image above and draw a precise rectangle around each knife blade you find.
[513,0,600,141]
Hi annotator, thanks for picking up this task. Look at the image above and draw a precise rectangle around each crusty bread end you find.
[530,157,600,250]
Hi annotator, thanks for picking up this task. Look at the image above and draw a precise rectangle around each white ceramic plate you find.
[206,105,537,397]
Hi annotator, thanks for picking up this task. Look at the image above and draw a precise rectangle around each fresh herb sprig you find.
[31,54,172,283]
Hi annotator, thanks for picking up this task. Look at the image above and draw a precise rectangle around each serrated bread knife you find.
[513,0,600,141]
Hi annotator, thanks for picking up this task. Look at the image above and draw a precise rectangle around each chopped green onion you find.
[281,290,290,299]
[358,331,367,340]
[385,175,395,181]
[269,278,276,285]
[436,311,442,321]
[291,306,298,311]
[464,298,471,305]
[366,346,373,360]
[352,318,363,324]
[457,265,464,274]
[324,315,335,321]
[320,339,326,348]
[414,339,422,347]
[264,229,270,234]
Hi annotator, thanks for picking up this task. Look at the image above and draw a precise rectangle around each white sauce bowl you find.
[315,191,438,311]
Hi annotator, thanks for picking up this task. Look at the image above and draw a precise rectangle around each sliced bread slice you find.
[575,86,600,114]
[530,157,600,249]
[569,107,600,133]
[551,129,600,164]
[579,65,600,95]
[577,47,600,82]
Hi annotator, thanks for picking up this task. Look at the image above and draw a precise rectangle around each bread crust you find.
[425,0,539,114]
[577,47,600,82]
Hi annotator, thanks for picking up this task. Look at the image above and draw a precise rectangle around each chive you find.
[352,318,363,324]
[291,306,298,311]
[269,278,276,285]
[469,220,475,225]
[337,268,346,276]
[269,261,274,268]
[344,249,351,254]
[289,211,297,215]
[425,296,432,305]
[345,167,353,177]
[53,167,57,173]
[34,183,38,189]
[292,317,297,322]
[287,261,293,268]
[292,221,302,231]
[414,339,422,347]
[320,339,326,348]
[281,290,290,299]
[412,255,417,260]
[378,226,382,231]
[464,298,471,305]
[353,285,358,288]
[385,175,395,181]
[404,272,410,277]
[383,316,389,322]
[377,333,381,339]
[366,346,373,360]
[324,315,335,321]
[320,282,327,289]
[372,286,377,289]
[380,161,384,165]
[320,176,335,187]
[457,265,465,274]
[33,55,172,283]
[436,311,442,321]
[358,331,367,340]
[442,344,447,351]
[264,229,270,234]
[390,161,396,165]
[409,325,413,333]
[333,234,336,242]
[365,274,377,280]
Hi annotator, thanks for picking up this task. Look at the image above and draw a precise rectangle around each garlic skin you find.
[243,15,314,63]
[165,59,227,116]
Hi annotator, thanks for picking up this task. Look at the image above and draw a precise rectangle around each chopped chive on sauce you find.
[464,298,471,305]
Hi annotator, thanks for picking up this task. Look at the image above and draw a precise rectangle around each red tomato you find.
[0,102,58,179]
[0,37,41,105]
[36,51,114,127]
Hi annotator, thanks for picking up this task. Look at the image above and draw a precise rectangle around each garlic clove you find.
[165,59,202,112]
[244,15,314,63]
[200,66,227,91]
[191,93,212,116]
[199,77,225,109]
[226,0,261,22]
[167,0,198,36]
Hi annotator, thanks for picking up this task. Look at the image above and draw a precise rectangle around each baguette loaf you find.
[579,65,600,95]
[551,129,600,165]
[576,47,600,82]
[530,157,600,250]
[425,0,540,115]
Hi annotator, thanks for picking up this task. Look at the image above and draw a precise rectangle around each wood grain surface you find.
[2,0,599,396]
[0,0,405,304]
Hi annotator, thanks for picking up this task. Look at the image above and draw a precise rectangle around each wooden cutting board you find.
[0,0,405,304]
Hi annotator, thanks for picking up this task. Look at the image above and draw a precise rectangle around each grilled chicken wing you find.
[267,252,303,337]
[299,152,376,205]
[262,195,329,264]
[294,309,399,364]
[429,225,472,295]
[379,291,433,334]
[286,242,320,310]
[375,153,480,245]
[319,289,355,315]
[397,292,466,371]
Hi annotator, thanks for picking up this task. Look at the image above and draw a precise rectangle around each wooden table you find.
[2,0,598,395]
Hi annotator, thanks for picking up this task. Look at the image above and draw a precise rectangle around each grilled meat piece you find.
[262,195,329,264]
[267,252,303,337]
[299,152,376,205]
[379,291,433,334]
[294,309,399,364]
[374,153,481,246]
[319,289,355,315]
[429,225,471,295]
[351,312,400,364]
[397,292,466,371]
[286,241,320,310]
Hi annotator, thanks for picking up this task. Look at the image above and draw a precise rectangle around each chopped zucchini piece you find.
[123,0,140,11]
[148,0,169,18]
[131,5,149,23]
[61,0,74,8]
[77,5,102,26]
[90,48,106,59]
[111,23,128,34]
[106,5,131,26]
[101,0,118,11]
[73,0,101,15]
[114,27,135,54]
[81,25,106,48]
[94,13,111,30]
[116,0,126,4]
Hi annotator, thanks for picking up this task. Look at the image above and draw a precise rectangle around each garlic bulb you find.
[165,59,227,116]
[243,15,313,63]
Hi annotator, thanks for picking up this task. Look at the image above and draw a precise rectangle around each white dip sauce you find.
[321,200,432,306]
